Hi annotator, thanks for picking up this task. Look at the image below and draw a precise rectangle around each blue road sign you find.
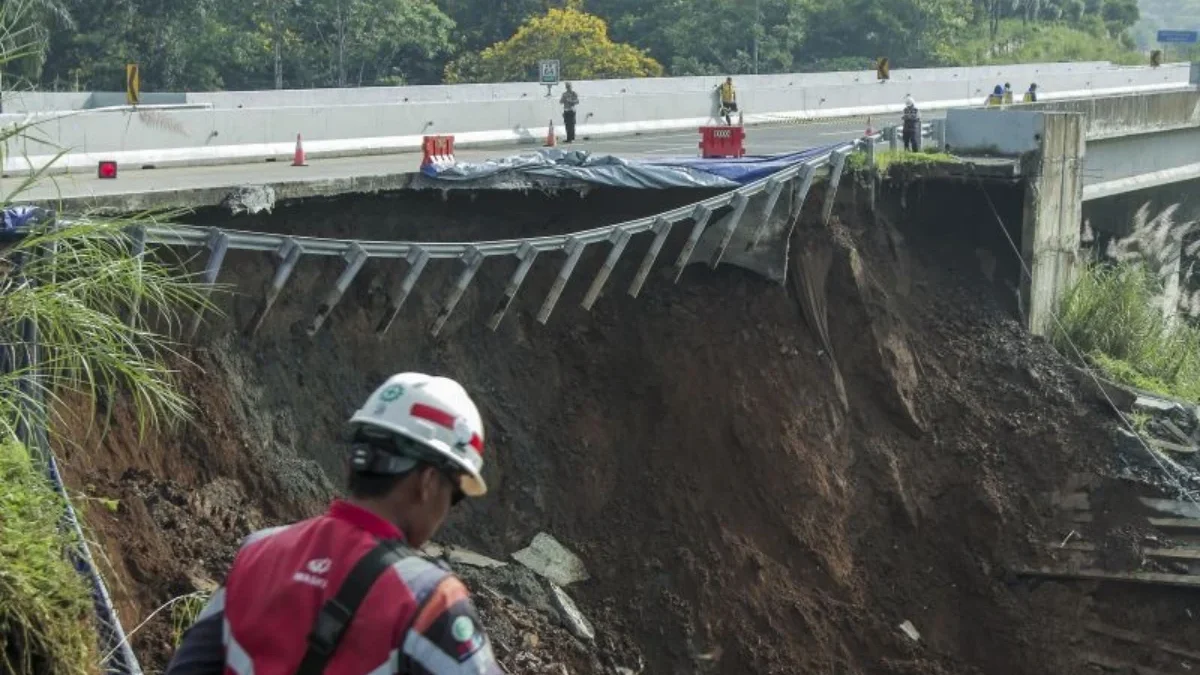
[1157,29,1198,43]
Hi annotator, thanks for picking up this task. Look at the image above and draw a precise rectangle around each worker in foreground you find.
[165,372,503,675]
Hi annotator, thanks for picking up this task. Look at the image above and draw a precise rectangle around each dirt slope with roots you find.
[54,184,1132,674]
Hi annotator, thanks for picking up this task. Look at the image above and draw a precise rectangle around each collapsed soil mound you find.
[55,185,1123,674]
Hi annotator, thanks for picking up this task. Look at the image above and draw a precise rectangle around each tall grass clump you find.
[1053,262,1200,402]
[0,440,97,675]
[0,1,211,672]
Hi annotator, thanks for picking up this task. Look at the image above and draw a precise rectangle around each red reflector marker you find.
[97,161,118,179]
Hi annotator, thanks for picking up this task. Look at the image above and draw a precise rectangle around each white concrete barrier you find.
[0,60,1134,112]
[1,63,1190,174]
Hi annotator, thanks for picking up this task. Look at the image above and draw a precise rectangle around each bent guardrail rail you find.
[139,142,854,338]
[132,123,938,339]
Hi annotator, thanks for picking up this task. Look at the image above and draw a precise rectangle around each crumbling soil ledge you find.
[53,183,1145,674]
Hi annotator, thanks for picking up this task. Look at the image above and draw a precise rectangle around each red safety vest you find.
[220,501,499,674]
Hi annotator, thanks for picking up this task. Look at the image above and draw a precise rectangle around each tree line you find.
[8,0,1146,92]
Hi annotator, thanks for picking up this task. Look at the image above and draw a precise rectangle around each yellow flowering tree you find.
[445,2,663,83]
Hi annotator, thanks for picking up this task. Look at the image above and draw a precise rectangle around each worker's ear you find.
[416,465,443,503]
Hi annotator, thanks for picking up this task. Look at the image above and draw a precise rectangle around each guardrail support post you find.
[673,205,713,282]
[629,218,672,298]
[376,247,430,335]
[930,118,947,150]
[538,238,585,325]
[789,162,818,221]
[189,229,230,338]
[488,243,539,330]
[583,229,632,310]
[822,148,851,226]
[431,247,484,337]
[744,178,787,253]
[710,192,751,268]
[307,243,369,336]
[246,237,301,336]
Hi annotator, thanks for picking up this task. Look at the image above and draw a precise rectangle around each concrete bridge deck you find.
[9,115,903,211]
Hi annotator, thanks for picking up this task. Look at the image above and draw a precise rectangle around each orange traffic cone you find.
[292,133,308,167]
[544,119,557,147]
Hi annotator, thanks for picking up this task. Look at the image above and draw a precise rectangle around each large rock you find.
[512,533,590,587]
[549,583,596,642]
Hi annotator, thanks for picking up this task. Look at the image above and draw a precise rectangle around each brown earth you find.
[51,179,1197,674]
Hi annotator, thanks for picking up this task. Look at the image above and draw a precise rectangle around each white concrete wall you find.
[945,109,1048,154]
[1085,126,1200,186]
[1,63,1190,173]
[0,60,1132,112]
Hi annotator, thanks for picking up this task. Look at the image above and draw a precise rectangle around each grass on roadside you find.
[1053,262,1200,403]
[846,148,959,173]
[170,592,211,647]
[0,440,99,675]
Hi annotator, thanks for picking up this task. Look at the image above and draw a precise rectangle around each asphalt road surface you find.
[8,113,939,207]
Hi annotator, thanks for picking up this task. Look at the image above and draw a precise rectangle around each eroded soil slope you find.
[56,186,1124,674]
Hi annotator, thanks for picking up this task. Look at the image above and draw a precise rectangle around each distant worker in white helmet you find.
[166,373,503,675]
[901,95,921,152]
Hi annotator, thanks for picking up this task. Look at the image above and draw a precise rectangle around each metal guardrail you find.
[151,152,844,338]
[112,122,938,338]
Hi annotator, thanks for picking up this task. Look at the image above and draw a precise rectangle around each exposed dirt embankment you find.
[56,185,1123,674]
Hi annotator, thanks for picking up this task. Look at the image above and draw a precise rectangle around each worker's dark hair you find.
[345,430,433,499]
[347,470,408,499]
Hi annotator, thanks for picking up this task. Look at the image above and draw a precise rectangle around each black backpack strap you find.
[295,539,413,675]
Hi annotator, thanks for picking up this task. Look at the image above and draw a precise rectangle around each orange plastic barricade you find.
[698,126,746,159]
[421,135,456,169]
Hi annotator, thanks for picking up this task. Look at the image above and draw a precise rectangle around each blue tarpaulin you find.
[419,146,838,190]
[2,205,51,231]
[642,146,838,185]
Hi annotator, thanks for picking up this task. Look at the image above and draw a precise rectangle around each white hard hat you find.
[904,95,915,107]
[349,373,487,497]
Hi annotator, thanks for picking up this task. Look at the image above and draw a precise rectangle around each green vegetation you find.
[1053,263,1200,403]
[445,3,662,83]
[169,592,211,648]
[943,20,1146,66]
[8,0,1147,90]
[1,2,210,670]
[846,148,959,173]
[0,440,97,675]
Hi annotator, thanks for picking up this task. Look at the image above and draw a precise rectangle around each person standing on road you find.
[1003,82,1014,105]
[902,95,922,152]
[718,76,738,125]
[165,372,503,675]
[560,82,579,144]
[1023,83,1038,103]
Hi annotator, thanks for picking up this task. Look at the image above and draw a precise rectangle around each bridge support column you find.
[1020,112,1085,336]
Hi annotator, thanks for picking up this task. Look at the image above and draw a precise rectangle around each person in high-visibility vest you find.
[717,77,738,125]
[1002,82,1014,105]
[1023,83,1038,103]
[987,84,1004,106]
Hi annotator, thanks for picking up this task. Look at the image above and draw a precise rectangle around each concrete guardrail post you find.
[376,246,430,335]
[673,205,714,282]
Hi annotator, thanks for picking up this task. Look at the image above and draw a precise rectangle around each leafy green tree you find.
[801,0,971,68]
[437,0,551,52]
[299,0,456,86]
[445,2,662,82]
